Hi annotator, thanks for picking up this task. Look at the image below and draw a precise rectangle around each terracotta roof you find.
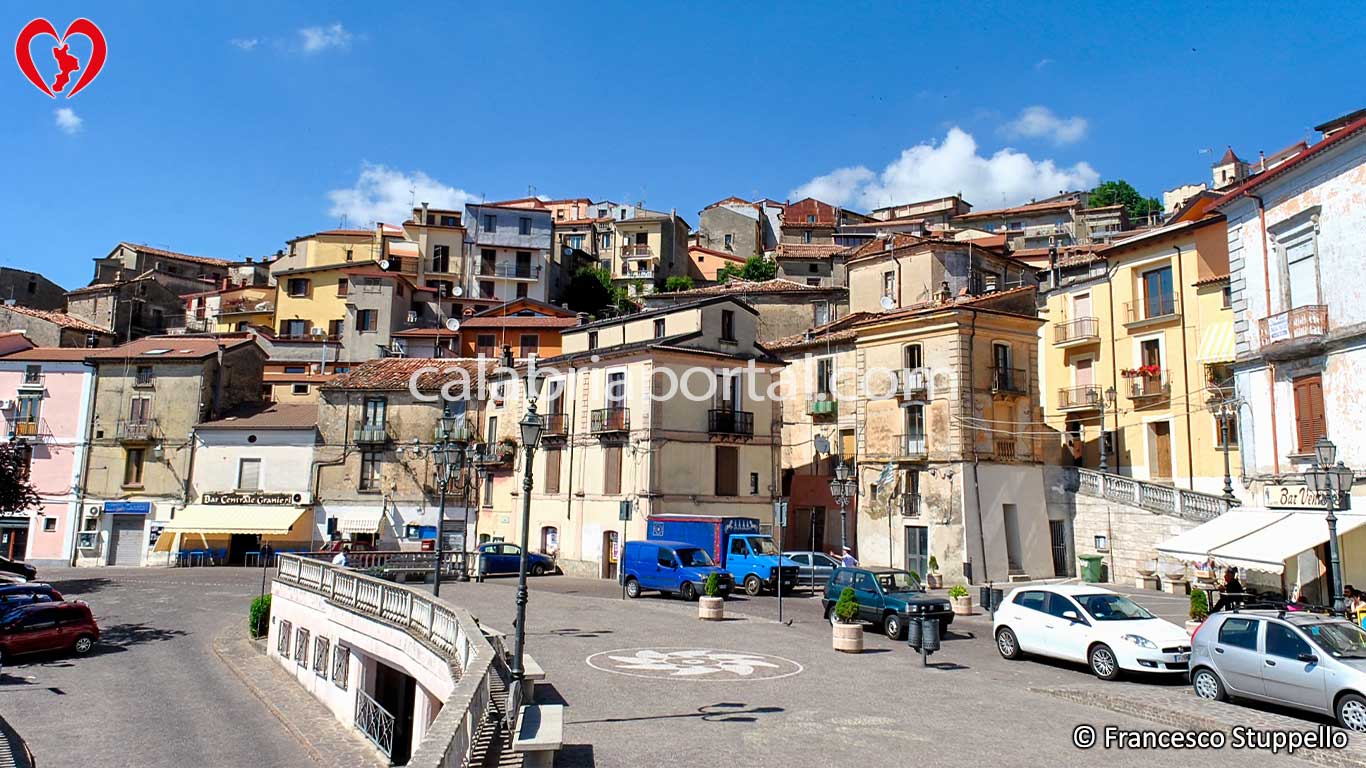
[1193,272,1230,287]
[1214,114,1366,209]
[197,403,320,430]
[766,312,874,352]
[119,242,232,267]
[1216,146,1243,165]
[324,357,494,392]
[0,304,114,334]
[1314,108,1366,135]
[66,277,150,295]
[460,316,578,329]
[775,243,847,259]
[952,199,1079,221]
[651,278,844,299]
[1263,141,1307,168]
[0,347,95,362]
[859,285,1040,326]
[316,229,374,237]
[471,297,577,319]
[702,196,755,211]
[86,335,258,361]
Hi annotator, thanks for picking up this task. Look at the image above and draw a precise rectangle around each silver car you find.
[1191,609,1366,730]
[782,551,838,591]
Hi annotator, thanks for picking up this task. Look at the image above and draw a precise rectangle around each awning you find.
[1155,509,1289,563]
[1197,321,1235,363]
[163,505,311,535]
[1210,512,1366,574]
[336,509,385,535]
[388,241,420,258]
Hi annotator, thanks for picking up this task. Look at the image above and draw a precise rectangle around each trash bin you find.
[1078,553,1106,583]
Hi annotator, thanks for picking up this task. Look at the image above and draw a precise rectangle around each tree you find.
[0,442,40,516]
[716,255,777,283]
[662,275,694,293]
[564,266,636,319]
[1087,180,1162,225]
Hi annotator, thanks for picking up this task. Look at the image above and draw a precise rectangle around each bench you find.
[522,654,546,701]
[512,704,564,768]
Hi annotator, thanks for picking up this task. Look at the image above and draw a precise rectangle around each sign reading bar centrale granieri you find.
[201,492,302,506]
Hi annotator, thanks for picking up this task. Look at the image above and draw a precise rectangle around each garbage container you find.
[1078,553,1106,583]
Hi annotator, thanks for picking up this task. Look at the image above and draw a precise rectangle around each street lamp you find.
[829,459,856,555]
[1211,397,1241,501]
[431,415,470,597]
[507,398,545,729]
[1304,437,1356,614]
[1098,385,1117,474]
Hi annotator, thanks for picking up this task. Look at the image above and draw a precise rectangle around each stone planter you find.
[926,573,943,590]
[698,596,724,621]
[832,621,863,653]
[1135,574,1159,591]
[952,595,973,616]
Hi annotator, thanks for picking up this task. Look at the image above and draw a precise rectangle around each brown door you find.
[1151,422,1173,480]
[602,530,619,580]
[1292,375,1326,453]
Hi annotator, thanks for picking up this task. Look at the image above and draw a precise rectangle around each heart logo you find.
[14,18,106,98]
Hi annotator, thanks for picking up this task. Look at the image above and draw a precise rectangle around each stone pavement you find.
[211,626,386,768]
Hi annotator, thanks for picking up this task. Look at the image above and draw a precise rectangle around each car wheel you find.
[72,635,95,655]
[1088,643,1121,681]
[743,574,762,596]
[624,578,641,599]
[530,563,547,577]
[1191,667,1227,702]
[680,582,698,601]
[883,613,905,640]
[825,603,838,625]
[995,627,1022,660]
[1338,694,1366,732]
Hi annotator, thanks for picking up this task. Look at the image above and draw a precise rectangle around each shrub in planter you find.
[834,586,859,623]
[249,594,271,639]
[926,556,942,589]
[831,586,863,652]
[1186,589,1209,636]
[699,573,724,621]
[948,583,972,616]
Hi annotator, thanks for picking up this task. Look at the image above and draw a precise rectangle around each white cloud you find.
[789,127,1099,211]
[1034,58,1053,70]
[229,38,260,51]
[54,108,82,134]
[327,164,477,227]
[299,22,352,54]
[1003,105,1088,144]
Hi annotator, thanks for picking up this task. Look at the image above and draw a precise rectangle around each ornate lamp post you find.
[828,459,856,555]
[431,415,471,597]
[1304,437,1355,614]
[1211,397,1241,501]
[506,398,545,728]
[1098,385,1117,474]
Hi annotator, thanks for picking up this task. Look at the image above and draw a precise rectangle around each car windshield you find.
[876,572,923,593]
[1076,594,1155,621]
[1303,620,1366,659]
[675,548,714,567]
[748,537,779,556]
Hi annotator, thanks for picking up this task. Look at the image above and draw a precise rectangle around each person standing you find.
[331,544,350,567]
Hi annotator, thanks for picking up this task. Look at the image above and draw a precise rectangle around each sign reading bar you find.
[1262,484,1352,511]
[201,492,300,506]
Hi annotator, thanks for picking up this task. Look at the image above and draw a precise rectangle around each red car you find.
[0,601,99,663]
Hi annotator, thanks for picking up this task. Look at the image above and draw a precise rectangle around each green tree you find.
[565,266,637,319]
[0,442,39,516]
[1087,180,1162,225]
[716,255,777,283]
[662,275,694,292]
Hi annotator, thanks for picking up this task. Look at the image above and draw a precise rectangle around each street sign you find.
[619,500,633,521]
[773,500,788,527]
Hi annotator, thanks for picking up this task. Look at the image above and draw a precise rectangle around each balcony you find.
[1127,369,1170,402]
[1256,305,1328,359]
[1123,294,1180,328]
[18,373,44,390]
[903,434,928,461]
[993,439,1022,461]
[220,300,273,316]
[116,419,157,442]
[899,369,928,398]
[990,366,1028,396]
[622,244,656,261]
[806,397,838,418]
[1057,385,1103,412]
[353,423,391,445]
[708,409,754,438]
[1053,317,1100,347]
[492,263,541,281]
[11,420,40,440]
[433,421,479,444]
[590,407,629,435]
[542,412,568,438]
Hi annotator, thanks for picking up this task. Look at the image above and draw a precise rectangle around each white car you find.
[992,584,1192,680]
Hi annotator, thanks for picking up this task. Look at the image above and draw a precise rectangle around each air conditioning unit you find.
[0,400,13,411]
[292,491,314,506]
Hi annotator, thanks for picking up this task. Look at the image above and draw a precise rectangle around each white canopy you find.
[1210,512,1366,574]
[336,508,386,535]
[1155,509,1288,564]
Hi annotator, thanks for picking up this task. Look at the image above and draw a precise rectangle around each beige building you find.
[641,278,848,343]
[480,297,786,578]
[607,209,691,295]
[845,235,1039,313]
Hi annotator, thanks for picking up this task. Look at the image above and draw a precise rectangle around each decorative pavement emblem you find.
[586,647,803,681]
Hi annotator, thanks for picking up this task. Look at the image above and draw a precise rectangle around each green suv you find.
[822,566,954,640]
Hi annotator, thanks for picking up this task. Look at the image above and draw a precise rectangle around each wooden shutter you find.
[543,448,561,494]
[714,446,738,496]
[604,446,622,495]
[1293,375,1326,453]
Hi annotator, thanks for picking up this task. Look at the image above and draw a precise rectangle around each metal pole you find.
[839,497,848,554]
[776,501,784,625]
[1220,407,1235,501]
[1328,502,1346,614]
[433,456,448,597]
[509,430,538,706]
[1098,397,1108,474]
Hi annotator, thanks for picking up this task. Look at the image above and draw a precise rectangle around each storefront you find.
[74,501,155,567]
[157,497,317,565]
[0,511,29,559]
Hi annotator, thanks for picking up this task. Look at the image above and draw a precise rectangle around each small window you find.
[653,318,665,338]
[123,448,145,486]
[720,310,736,342]
[749,472,760,495]
[294,627,309,666]
[588,331,599,350]
[1265,622,1311,660]
[882,271,895,298]
[291,383,309,396]
[724,233,733,249]
[802,231,812,244]
[238,458,262,491]
[483,214,497,232]
[336,278,349,297]
[43,517,56,533]
[313,636,330,677]
[284,365,307,374]
[1217,617,1260,651]
[135,366,154,385]
[287,278,310,298]
[806,214,816,224]
[356,309,378,332]
[1221,284,1232,309]
[332,645,349,690]
[277,620,292,656]
[519,217,532,235]
[359,451,382,491]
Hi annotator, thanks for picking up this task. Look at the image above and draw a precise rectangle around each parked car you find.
[0,601,99,663]
[621,540,734,601]
[0,583,63,610]
[993,585,1190,680]
[821,566,953,640]
[1191,609,1366,731]
[475,542,555,576]
[0,555,35,582]
[783,551,838,591]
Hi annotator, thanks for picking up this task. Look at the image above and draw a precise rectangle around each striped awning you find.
[164,505,310,535]
[388,241,420,258]
[1197,321,1235,363]
[337,509,385,535]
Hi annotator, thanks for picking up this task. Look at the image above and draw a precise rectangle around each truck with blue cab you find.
[646,515,799,595]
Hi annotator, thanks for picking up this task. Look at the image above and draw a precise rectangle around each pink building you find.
[0,347,95,565]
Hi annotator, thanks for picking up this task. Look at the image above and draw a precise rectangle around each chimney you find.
[421,201,430,223]
[576,312,590,326]
[1259,150,1267,172]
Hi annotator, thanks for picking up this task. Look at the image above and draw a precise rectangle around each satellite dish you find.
[445,318,461,332]
[379,259,391,270]
[879,295,896,311]
[814,435,830,454]
[562,246,573,258]
[451,286,464,297]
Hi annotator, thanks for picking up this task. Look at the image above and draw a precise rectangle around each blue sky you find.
[4,1,1364,290]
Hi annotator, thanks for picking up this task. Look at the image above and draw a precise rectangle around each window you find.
[604,445,622,495]
[1292,374,1326,454]
[816,357,834,395]
[904,343,923,371]
[476,334,496,357]
[344,248,354,262]
[806,214,816,224]
[479,281,495,299]
[482,472,493,506]
[359,451,381,491]
[23,365,41,385]
[363,397,387,427]
[15,393,41,427]
[601,232,613,250]
[657,548,677,568]
[1014,590,1048,612]
[1217,617,1260,651]
[280,319,308,338]
[749,472,760,495]
[802,231,812,244]
[724,233,734,250]
[124,448,145,486]
[42,517,56,533]
[287,278,311,298]
[516,283,529,299]
[483,214,497,232]
[1221,284,1232,309]
[882,271,895,299]
[332,645,349,690]
[720,309,736,342]
[1215,410,1239,448]
[26,278,36,295]
[313,636,329,677]
[1265,622,1312,660]
[1046,593,1083,621]
[1140,265,1175,318]
[278,620,292,656]
[519,217,532,236]
[440,215,458,227]
[336,278,349,297]
[294,627,309,666]
[284,365,306,374]
[729,537,749,556]
[606,371,626,409]
[714,446,738,496]
[291,383,309,396]
[238,458,262,491]
[328,319,344,339]
[519,334,539,358]
[814,302,830,327]
[588,331,599,351]
[543,448,561,494]
[653,318,666,339]
[356,309,378,332]
[432,244,450,272]
[1282,225,1320,309]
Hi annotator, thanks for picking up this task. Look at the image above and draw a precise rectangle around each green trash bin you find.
[1078,553,1105,583]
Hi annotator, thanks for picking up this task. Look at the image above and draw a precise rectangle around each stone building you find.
[0,304,116,347]
[0,267,66,310]
[641,278,848,343]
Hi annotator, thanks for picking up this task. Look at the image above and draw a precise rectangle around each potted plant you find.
[698,573,724,621]
[1187,588,1209,636]
[948,583,972,616]
[831,586,863,653]
[925,556,943,589]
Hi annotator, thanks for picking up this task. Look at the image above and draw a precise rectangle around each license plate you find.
[1175,653,1190,662]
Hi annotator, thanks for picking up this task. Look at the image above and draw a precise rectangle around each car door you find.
[852,572,884,623]
[1042,592,1092,662]
[1005,590,1050,653]
[1261,620,1328,711]
[811,553,837,586]
[729,537,752,578]
[787,554,811,582]
[655,547,679,590]
[9,607,60,655]
[1213,616,1265,697]
[497,544,521,574]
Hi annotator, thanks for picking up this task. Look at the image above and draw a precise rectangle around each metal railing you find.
[1057,385,1103,410]
[1257,305,1328,348]
[116,419,157,441]
[1124,294,1180,323]
[900,369,928,397]
[19,373,44,388]
[590,407,629,433]
[993,439,1017,461]
[990,367,1027,395]
[904,434,928,460]
[1073,467,1236,522]
[806,397,838,417]
[1128,370,1169,399]
[493,263,541,279]
[434,421,479,443]
[352,424,390,444]
[622,244,655,259]
[1053,317,1100,345]
[355,689,396,757]
[542,412,568,436]
[708,409,754,436]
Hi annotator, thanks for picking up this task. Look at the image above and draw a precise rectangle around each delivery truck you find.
[646,515,798,595]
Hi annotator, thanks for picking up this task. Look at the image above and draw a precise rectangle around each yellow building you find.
[1039,213,1238,496]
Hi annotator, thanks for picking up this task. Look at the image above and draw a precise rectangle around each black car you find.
[822,566,954,639]
[0,583,63,610]
[0,556,35,582]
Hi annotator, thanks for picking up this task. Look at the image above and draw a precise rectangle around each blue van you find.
[621,540,734,601]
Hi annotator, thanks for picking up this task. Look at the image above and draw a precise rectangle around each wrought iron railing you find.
[542,412,568,436]
[708,409,754,436]
[806,396,838,417]
[116,419,157,441]
[1124,294,1180,323]
[900,369,928,397]
[990,366,1027,395]
[903,434,928,460]
[493,263,541,279]
[590,407,629,433]
[1128,370,1169,399]
[1053,317,1100,345]
[1057,385,1103,410]
[352,423,390,444]
[993,439,1017,461]
[355,688,396,758]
